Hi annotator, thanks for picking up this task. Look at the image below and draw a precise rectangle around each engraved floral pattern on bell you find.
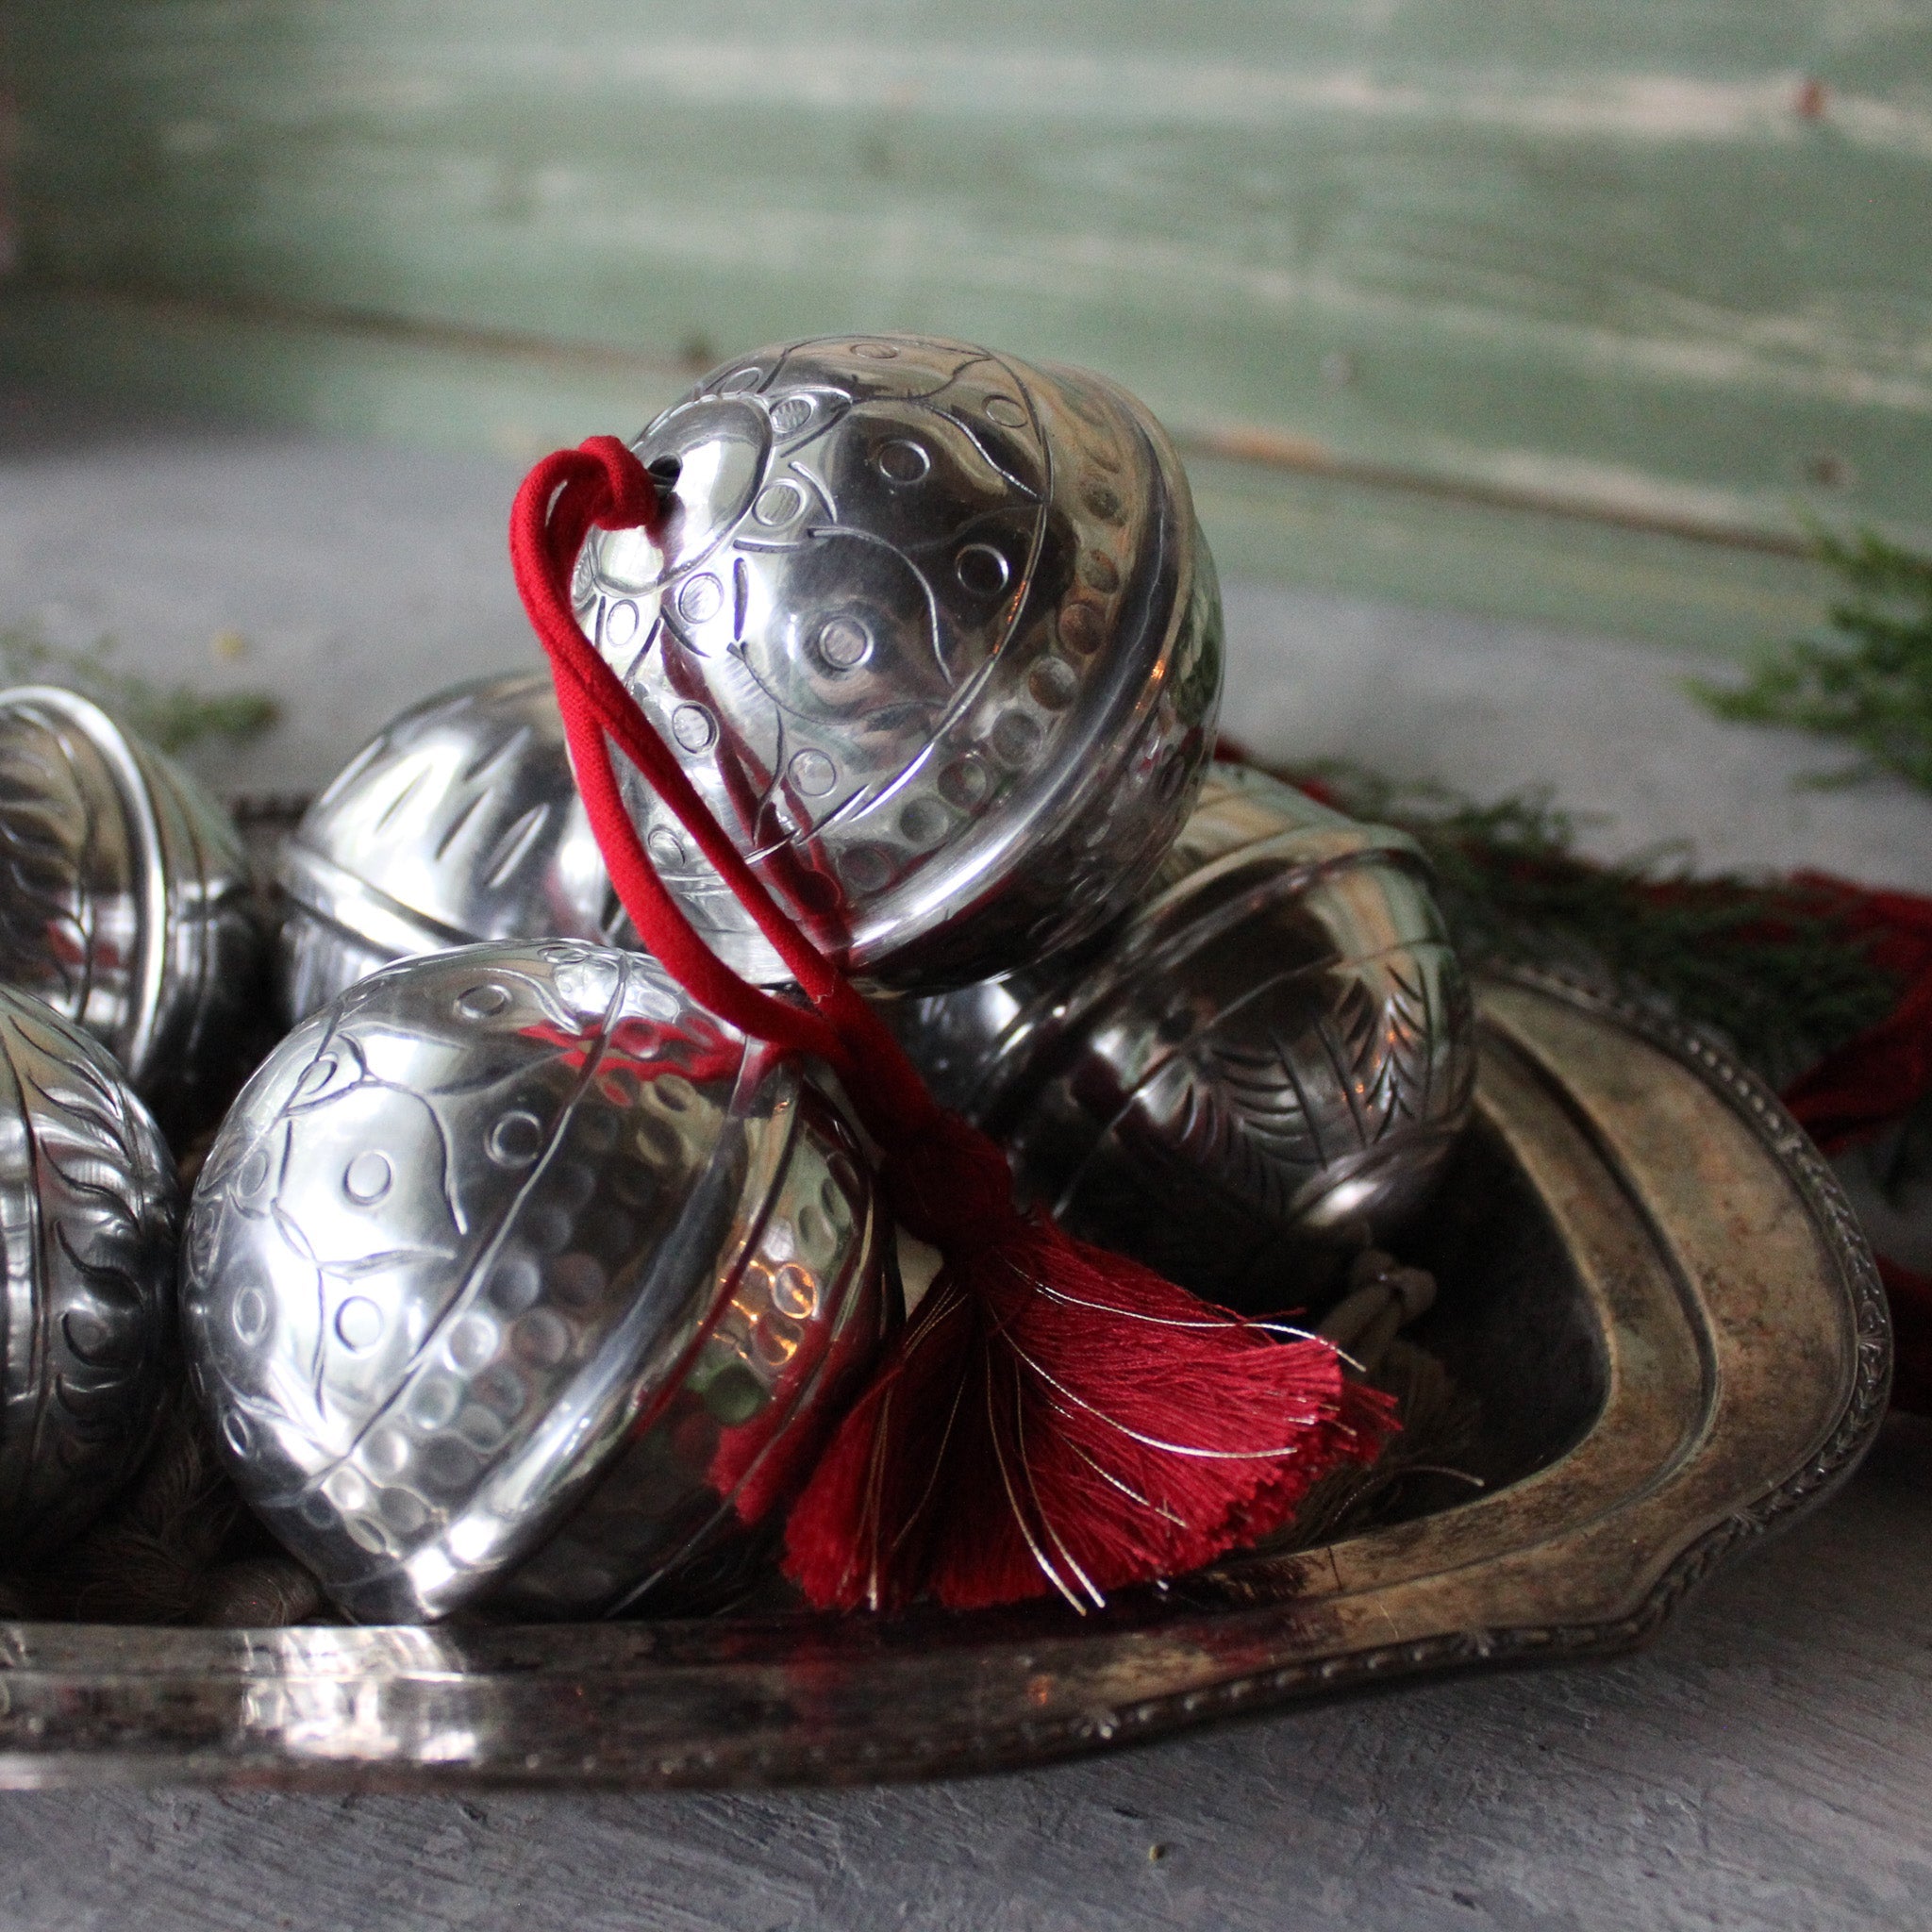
[277,674,616,1024]
[890,765,1477,1311]
[574,334,1224,991]
[0,989,178,1548]
[183,940,893,1623]
[0,685,262,1138]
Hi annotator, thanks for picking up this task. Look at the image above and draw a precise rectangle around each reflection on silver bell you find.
[0,989,178,1549]
[575,332,1224,991]
[278,674,617,1024]
[183,940,895,1623]
[891,764,1476,1310]
[0,686,261,1139]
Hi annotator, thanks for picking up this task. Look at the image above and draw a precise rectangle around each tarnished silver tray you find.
[0,968,1887,1789]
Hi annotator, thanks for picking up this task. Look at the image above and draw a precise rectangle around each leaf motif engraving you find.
[1323,957,1441,1148]
[0,990,175,1533]
[0,720,92,1008]
[1153,949,1461,1223]
[53,1219,150,1318]
[1168,1026,1326,1222]
[483,802,552,890]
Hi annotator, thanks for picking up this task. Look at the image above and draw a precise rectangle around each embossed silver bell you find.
[183,939,895,1623]
[278,674,615,1024]
[0,686,261,1138]
[0,989,179,1550]
[891,764,1476,1310]
[573,332,1224,991]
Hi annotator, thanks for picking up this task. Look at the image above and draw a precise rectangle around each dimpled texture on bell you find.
[278,674,615,1024]
[0,686,261,1138]
[574,333,1224,991]
[891,764,1477,1311]
[0,989,178,1550]
[182,940,891,1623]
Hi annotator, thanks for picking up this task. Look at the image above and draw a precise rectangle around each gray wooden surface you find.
[0,1419,1922,1932]
[1,399,1929,1930]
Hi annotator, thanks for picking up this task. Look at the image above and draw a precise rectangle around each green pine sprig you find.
[1687,526,1932,791]
[0,625,280,754]
[1274,762,1903,1089]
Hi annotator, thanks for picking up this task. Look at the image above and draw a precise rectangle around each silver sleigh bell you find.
[891,764,1477,1310]
[0,989,179,1550]
[574,332,1225,991]
[183,939,895,1623]
[278,673,615,1024]
[0,685,261,1137]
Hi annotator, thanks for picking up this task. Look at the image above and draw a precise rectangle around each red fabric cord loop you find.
[511,437,1392,1610]
[512,441,951,1138]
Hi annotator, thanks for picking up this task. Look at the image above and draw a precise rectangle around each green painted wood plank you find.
[6,0,1931,558]
[1190,449,1831,656]
[0,286,1834,657]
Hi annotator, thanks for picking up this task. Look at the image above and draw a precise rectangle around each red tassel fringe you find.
[510,438,1394,1612]
[786,1119,1395,1611]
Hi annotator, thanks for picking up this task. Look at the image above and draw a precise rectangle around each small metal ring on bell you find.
[183,939,897,1623]
[0,989,178,1551]
[0,685,262,1140]
[277,674,617,1024]
[573,333,1225,991]
[891,763,1477,1311]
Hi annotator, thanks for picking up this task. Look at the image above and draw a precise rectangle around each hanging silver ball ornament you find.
[278,674,617,1025]
[573,332,1224,991]
[183,939,896,1623]
[0,988,179,1550]
[890,764,1477,1311]
[0,685,262,1138]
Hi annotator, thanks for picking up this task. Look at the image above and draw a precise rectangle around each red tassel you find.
[509,437,1394,1612]
[786,1115,1393,1611]
[1777,874,1932,1153]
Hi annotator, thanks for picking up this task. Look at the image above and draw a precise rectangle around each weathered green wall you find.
[4,2,1929,647]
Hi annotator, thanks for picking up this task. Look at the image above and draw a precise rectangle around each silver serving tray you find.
[0,969,1887,1789]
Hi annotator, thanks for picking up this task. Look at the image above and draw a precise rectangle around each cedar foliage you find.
[0,624,280,752]
[1687,525,1932,792]
[1280,765,1902,1089]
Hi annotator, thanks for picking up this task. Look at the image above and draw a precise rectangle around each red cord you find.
[511,437,1392,1611]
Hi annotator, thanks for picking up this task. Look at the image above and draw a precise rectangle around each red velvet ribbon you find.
[511,437,1392,1612]
[1777,878,1932,1415]
[1780,875,1932,1154]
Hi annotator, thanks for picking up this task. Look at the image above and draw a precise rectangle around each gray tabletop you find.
[2,395,1928,1932]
